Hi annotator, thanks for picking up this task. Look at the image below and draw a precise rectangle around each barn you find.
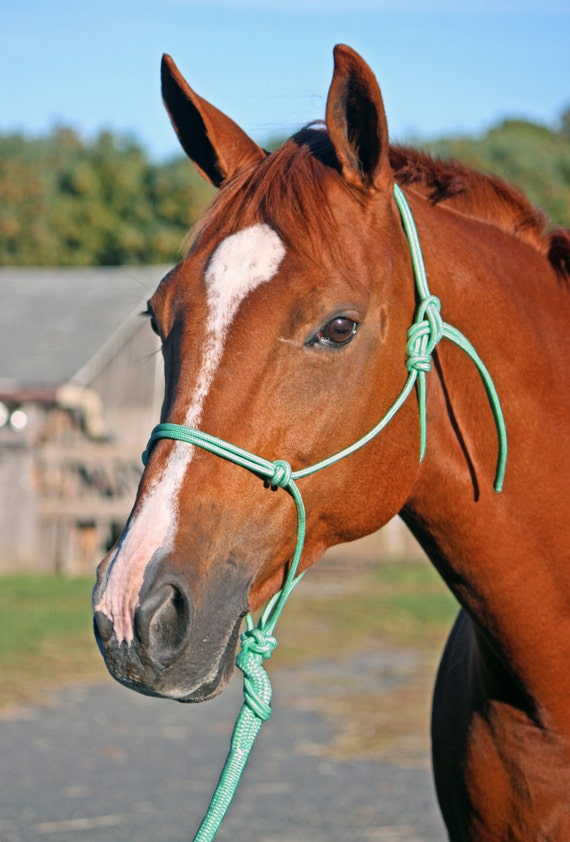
[0,266,422,577]
[0,266,164,574]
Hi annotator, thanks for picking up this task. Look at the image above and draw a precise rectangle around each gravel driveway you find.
[0,648,446,842]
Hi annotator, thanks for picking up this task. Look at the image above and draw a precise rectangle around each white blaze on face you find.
[95,224,286,644]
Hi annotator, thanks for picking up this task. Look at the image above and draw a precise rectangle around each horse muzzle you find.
[92,563,248,702]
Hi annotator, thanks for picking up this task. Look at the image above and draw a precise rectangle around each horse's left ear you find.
[326,45,393,193]
[161,54,266,187]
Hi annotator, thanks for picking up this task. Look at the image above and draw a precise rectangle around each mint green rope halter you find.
[142,183,507,840]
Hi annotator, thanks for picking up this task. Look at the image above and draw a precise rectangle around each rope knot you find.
[269,459,292,489]
[239,627,277,660]
[406,295,444,373]
[235,628,276,722]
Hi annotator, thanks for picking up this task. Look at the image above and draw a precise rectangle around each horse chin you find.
[176,621,242,704]
[94,611,243,704]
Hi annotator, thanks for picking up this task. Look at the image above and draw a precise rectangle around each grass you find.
[275,559,458,665]
[0,574,106,710]
[0,560,459,764]
[272,559,459,765]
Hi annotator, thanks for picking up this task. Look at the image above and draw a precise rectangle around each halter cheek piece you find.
[142,184,508,841]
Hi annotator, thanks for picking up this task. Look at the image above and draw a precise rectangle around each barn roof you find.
[0,266,168,391]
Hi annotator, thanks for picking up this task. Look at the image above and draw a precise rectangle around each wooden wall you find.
[0,320,162,575]
[0,316,426,576]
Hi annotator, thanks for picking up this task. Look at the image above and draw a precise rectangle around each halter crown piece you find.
[142,184,508,841]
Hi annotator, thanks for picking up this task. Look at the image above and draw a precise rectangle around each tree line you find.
[1,111,568,266]
[0,127,214,266]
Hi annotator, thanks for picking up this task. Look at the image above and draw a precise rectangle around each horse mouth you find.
[93,610,244,703]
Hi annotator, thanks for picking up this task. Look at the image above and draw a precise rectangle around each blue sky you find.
[2,1,569,160]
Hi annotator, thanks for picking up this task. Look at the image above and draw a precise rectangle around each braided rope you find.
[141,184,508,840]
[192,626,277,840]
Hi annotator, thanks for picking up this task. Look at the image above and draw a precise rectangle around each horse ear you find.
[325,45,393,193]
[161,54,266,188]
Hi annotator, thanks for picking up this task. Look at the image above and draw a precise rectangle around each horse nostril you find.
[135,583,192,662]
[93,610,115,646]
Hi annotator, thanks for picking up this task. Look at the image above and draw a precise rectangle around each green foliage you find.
[1,110,568,266]
[0,126,214,266]
[426,115,570,228]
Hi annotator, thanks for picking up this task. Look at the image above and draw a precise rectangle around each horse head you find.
[93,46,421,702]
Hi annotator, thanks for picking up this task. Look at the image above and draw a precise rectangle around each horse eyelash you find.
[142,306,160,336]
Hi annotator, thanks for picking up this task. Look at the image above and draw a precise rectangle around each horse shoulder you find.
[433,610,570,840]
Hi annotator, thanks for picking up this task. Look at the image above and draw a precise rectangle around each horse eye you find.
[315,317,358,347]
[144,308,160,336]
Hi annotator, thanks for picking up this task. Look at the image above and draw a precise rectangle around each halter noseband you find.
[141,184,507,840]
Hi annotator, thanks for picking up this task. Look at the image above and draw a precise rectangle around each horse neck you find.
[399,200,570,729]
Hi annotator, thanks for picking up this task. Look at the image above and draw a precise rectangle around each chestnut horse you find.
[93,45,570,840]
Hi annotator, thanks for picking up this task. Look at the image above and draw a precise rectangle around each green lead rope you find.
[142,184,508,841]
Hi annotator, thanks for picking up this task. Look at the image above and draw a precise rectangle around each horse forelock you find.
[186,126,355,264]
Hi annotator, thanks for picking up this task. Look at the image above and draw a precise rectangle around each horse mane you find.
[389,145,570,281]
[189,126,570,282]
